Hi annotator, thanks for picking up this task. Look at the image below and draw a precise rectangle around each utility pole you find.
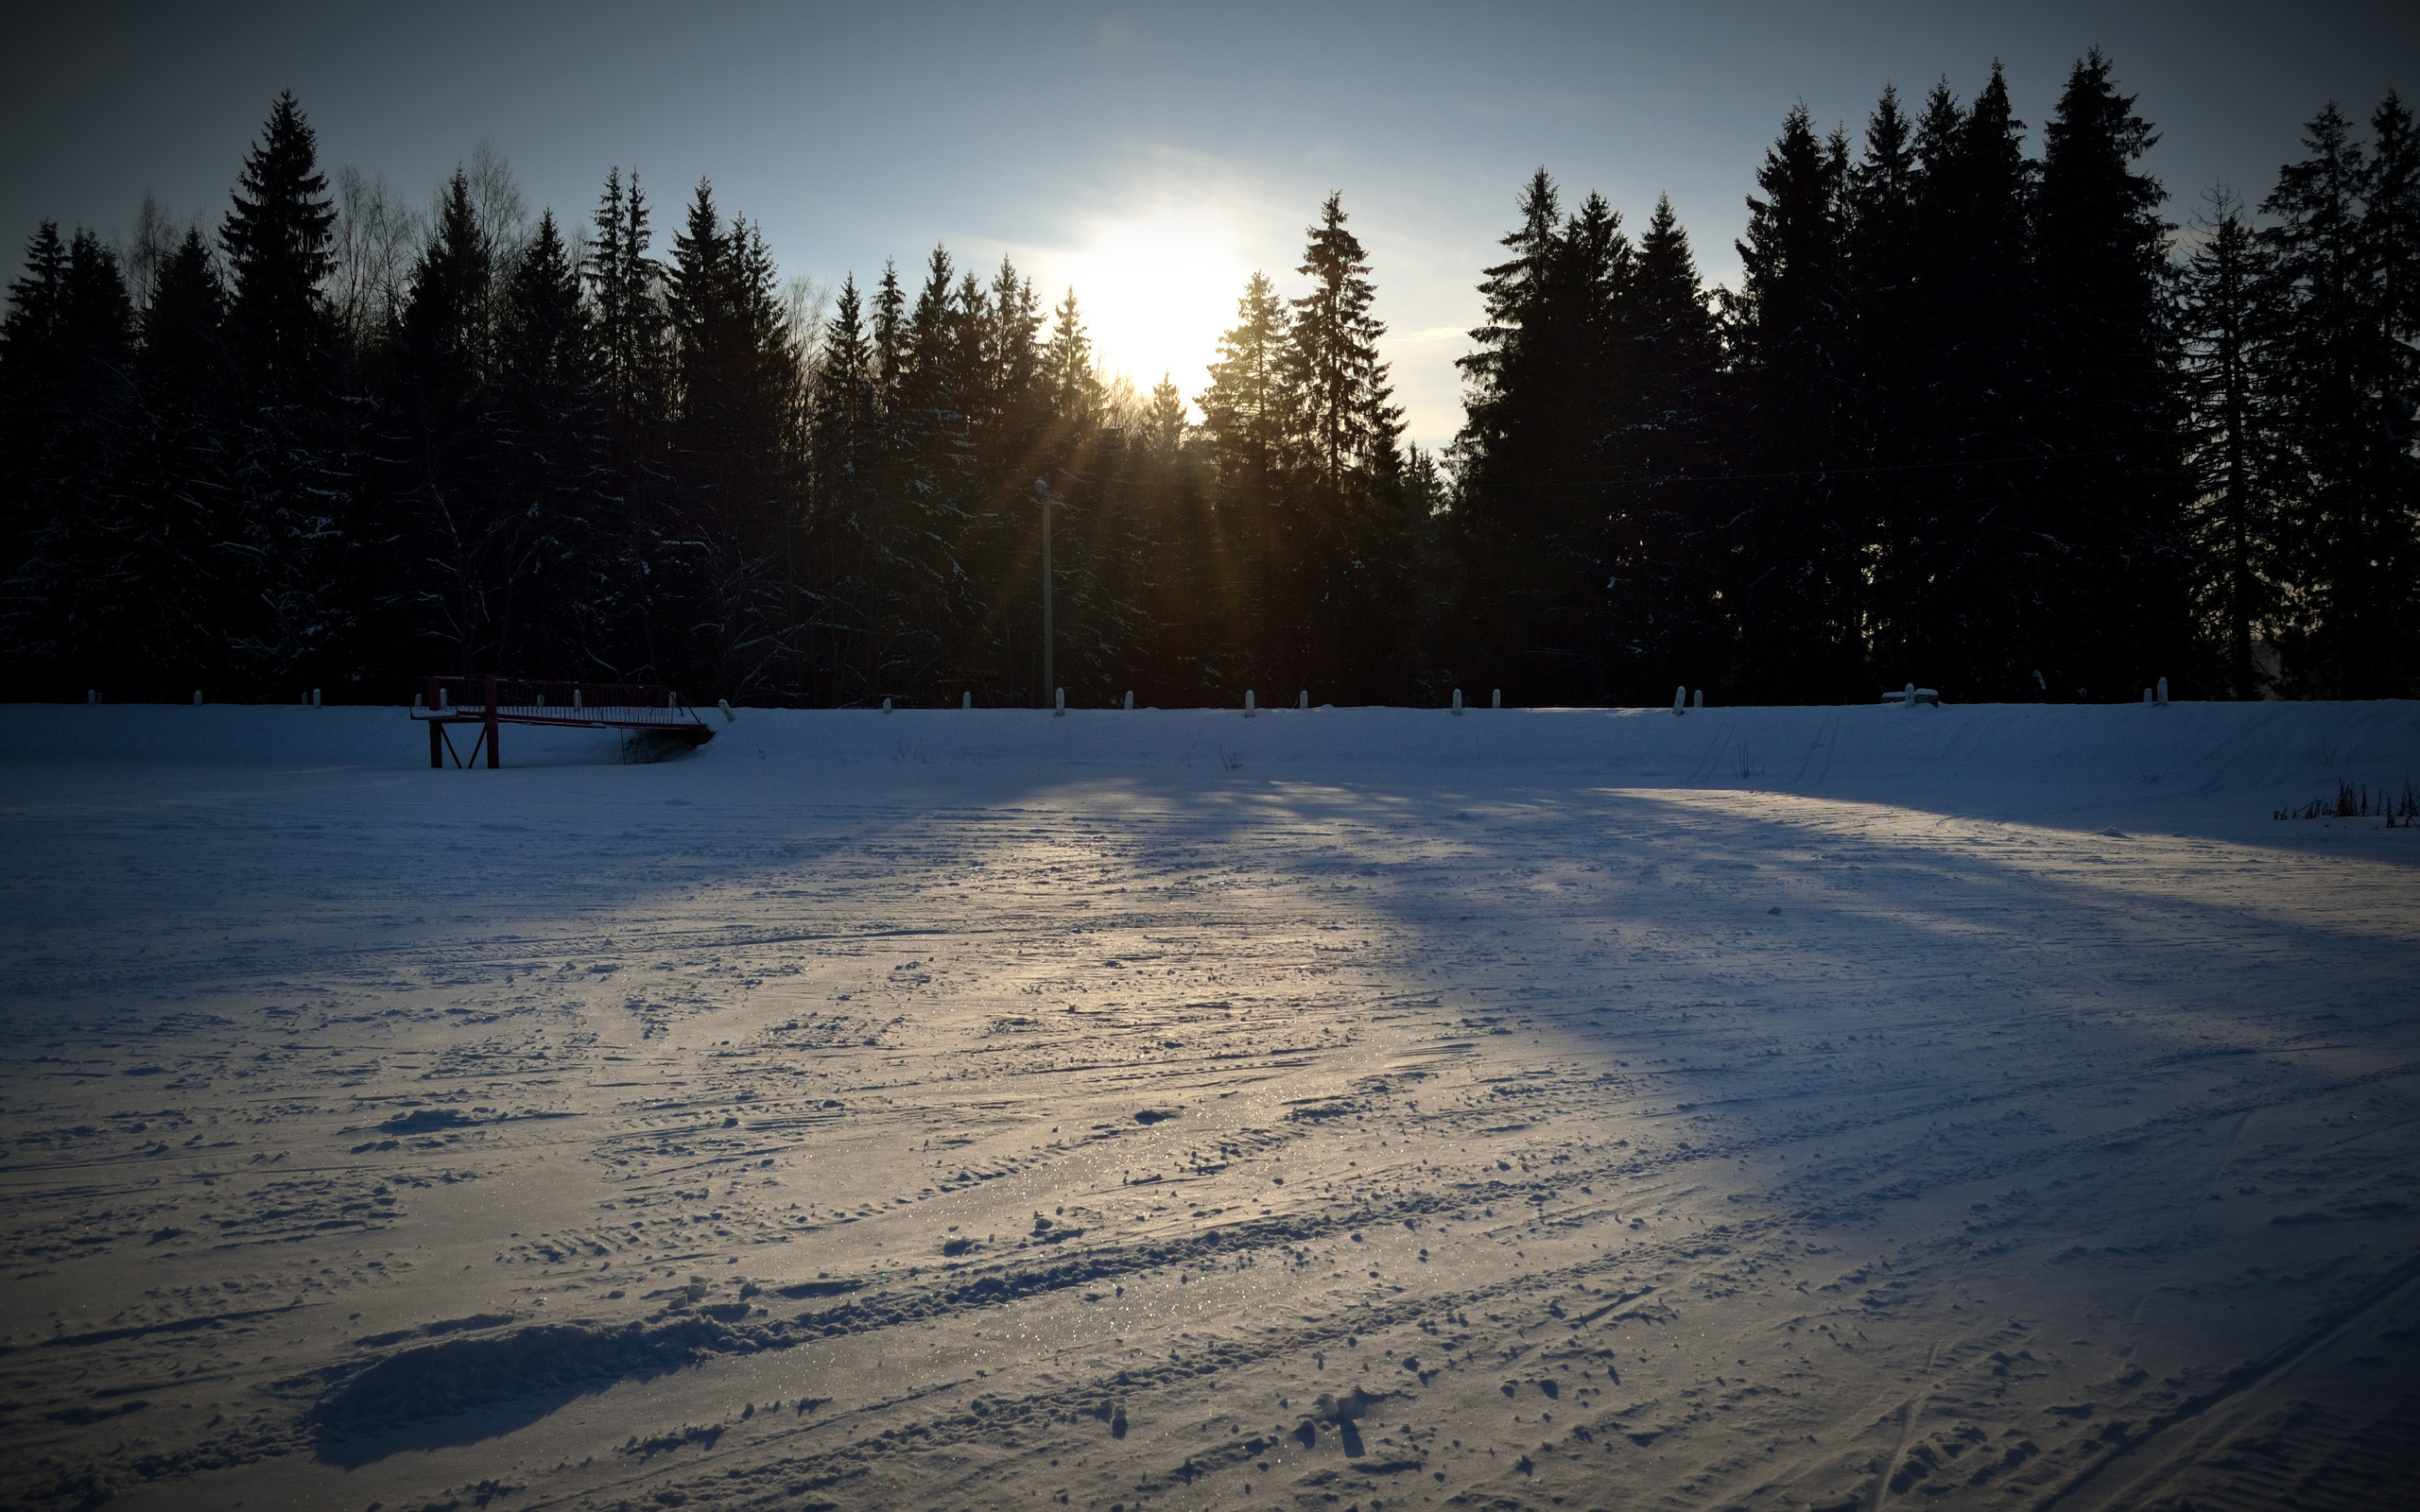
[1041,479,1054,706]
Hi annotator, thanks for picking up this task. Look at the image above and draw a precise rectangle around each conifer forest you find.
[4,55,2414,710]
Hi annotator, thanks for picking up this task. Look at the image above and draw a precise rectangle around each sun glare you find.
[1061,218,1246,408]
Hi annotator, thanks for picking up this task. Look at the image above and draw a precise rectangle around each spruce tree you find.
[2034,49,2186,697]
[220,90,336,387]
[2261,101,2415,694]
[393,167,509,677]
[1200,272,1294,486]
[493,209,597,679]
[1617,194,1722,699]
[1281,194,1407,696]
[587,167,664,431]
[2176,190,2281,697]
[1286,194,1400,492]
[1727,103,1860,701]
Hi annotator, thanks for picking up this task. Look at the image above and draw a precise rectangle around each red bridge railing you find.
[411,676,713,767]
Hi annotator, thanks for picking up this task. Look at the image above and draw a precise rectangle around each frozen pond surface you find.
[2,700,2415,1512]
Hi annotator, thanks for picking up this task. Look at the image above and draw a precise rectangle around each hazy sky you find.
[6,2,2411,444]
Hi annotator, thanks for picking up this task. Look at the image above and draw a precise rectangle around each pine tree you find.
[1145,373,1187,456]
[220,90,336,387]
[493,209,598,679]
[2176,190,2281,696]
[1278,194,1408,696]
[2261,100,2419,695]
[1200,270,1297,688]
[580,166,669,680]
[2034,49,2187,697]
[1200,272,1294,487]
[1041,287,1099,421]
[1893,67,2051,699]
[399,169,493,398]
[1,223,144,692]
[212,92,360,693]
[143,230,226,396]
[1449,170,1634,702]
[661,182,802,695]
[1287,194,1400,491]
[1727,103,1860,701]
[392,166,509,677]
[1616,194,1722,699]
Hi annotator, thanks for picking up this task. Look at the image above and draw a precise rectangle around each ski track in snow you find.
[0,701,2415,1512]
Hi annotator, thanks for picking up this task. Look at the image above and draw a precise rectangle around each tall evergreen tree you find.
[214,93,358,692]
[1727,103,1860,700]
[393,166,507,676]
[1288,194,1401,491]
[1450,171,1633,702]
[2262,100,2419,695]
[2177,190,2281,697]
[220,90,336,387]
[1616,194,1722,697]
[2034,49,2187,696]
[587,167,664,431]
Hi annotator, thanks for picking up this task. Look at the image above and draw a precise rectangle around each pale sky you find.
[6,1,2411,446]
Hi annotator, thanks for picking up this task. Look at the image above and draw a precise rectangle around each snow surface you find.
[1,699,2415,1512]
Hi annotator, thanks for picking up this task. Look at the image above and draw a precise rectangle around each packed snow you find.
[1,698,2414,1512]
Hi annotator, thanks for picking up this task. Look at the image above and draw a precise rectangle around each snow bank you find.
[3,697,2411,827]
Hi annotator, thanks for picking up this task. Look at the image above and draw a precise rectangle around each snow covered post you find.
[573,688,582,709]
[2142,688,2153,704]
[87,689,98,705]
[2157,677,2169,706]
[1694,689,1704,710]
[1452,688,1463,715]
[1298,690,1308,710]
[1125,691,1134,711]
[963,691,972,710]
[883,696,892,713]
[1054,687,1066,717]
[192,690,202,705]
[311,689,320,708]
[1245,690,1255,718]
[717,698,736,723]
[1905,682,1917,709]
[1492,689,1501,709]
[1673,686,1685,715]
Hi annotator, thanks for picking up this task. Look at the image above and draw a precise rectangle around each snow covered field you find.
[1,698,2415,1512]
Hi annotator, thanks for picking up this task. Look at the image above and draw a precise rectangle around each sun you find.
[1060,217,1247,410]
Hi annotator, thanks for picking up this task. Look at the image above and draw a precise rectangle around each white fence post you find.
[962,691,973,710]
[2157,676,2169,705]
[1298,689,1308,710]
[1245,690,1255,717]
[883,696,892,713]
[1693,689,1703,710]
[1492,689,1501,709]
[1055,687,1066,717]
[1452,688,1463,715]
[1125,691,1134,711]
[1673,685,1685,715]
[192,690,202,705]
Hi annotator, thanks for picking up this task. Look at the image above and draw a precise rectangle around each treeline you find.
[3,56,2413,708]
